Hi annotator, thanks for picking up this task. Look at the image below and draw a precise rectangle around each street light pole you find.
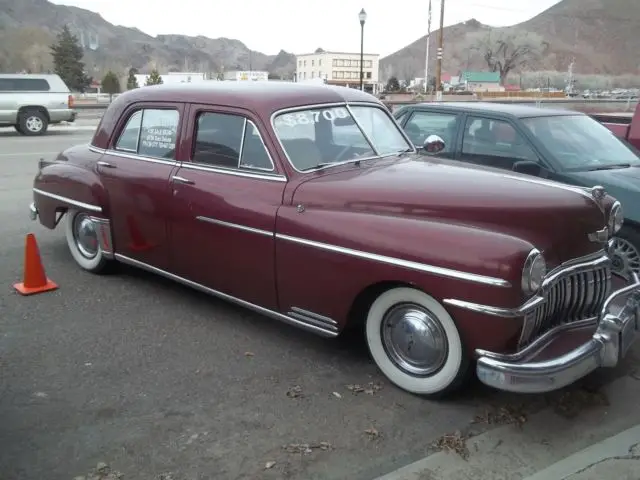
[359,8,367,91]
[435,0,445,93]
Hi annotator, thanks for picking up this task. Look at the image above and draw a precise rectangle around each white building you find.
[223,70,269,82]
[295,50,380,94]
[135,72,208,86]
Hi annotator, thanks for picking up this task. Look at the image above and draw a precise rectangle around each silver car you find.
[0,73,77,135]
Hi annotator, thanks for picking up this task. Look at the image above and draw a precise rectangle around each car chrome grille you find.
[519,264,612,348]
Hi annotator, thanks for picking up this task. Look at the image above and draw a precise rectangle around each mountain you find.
[0,0,296,79]
[379,0,640,81]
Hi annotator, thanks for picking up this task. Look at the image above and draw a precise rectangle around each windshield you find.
[521,114,640,171]
[272,104,413,172]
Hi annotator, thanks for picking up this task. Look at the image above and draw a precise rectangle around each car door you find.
[399,109,461,158]
[457,115,550,175]
[96,102,183,271]
[168,104,287,311]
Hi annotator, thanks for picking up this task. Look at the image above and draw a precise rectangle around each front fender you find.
[33,163,107,229]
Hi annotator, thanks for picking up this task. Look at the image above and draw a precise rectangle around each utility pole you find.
[424,0,432,94]
[434,0,445,94]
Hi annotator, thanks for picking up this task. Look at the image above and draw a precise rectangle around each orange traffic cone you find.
[13,233,58,296]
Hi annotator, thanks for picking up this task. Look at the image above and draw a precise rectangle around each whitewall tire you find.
[365,287,470,397]
[65,209,111,273]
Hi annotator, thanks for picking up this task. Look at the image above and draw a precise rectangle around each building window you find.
[319,59,322,66]
[366,72,372,79]
[303,60,306,66]
[332,72,338,79]
[366,60,372,67]
[337,59,344,67]
[312,60,315,66]
[298,60,302,66]
[312,71,315,78]
[332,59,338,67]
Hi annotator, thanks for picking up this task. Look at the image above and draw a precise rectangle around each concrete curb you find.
[373,373,640,480]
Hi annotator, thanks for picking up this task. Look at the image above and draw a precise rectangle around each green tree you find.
[145,69,163,86]
[385,76,400,92]
[126,68,139,89]
[50,25,91,92]
[101,70,121,101]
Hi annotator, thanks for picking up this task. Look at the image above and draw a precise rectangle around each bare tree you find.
[472,29,544,85]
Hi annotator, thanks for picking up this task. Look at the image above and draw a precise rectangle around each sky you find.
[50,0,563,57]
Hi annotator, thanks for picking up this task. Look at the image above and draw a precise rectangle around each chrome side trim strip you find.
[276,233,511,287]
[195,216,273,237]
[443,296,545,318]
[113,254,338,338]
[33,188,102,213]
[180,163,287,181]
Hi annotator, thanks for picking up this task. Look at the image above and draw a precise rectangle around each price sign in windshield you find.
[276,107,350,128]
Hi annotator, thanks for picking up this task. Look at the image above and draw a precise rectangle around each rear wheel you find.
[610,226,640,280]
[365,287,471,398]
[18,109,48,136]
[65,209,112,274]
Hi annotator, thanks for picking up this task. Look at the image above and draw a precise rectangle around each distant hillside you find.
[0,0,296,80]
[380,0,640,81]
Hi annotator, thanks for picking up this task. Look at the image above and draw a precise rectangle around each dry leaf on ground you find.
[264,461,276,469]
[550,388,609,418]
[364,427,381,439]
[283,442,333,454]
[286,385,304,398]
[432,431,470,460]
[472,404,528,428]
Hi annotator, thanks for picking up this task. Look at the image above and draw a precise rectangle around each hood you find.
[293,156,607,267]
[562,165,640,224]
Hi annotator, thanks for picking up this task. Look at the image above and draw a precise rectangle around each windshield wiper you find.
[584,163,632,171]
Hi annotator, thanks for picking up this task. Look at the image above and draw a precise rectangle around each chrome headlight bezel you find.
[608,201,623,235]
[522,248,546,295]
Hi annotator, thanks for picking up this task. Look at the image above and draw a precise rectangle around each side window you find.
[114,109,179,159]
[404,111,459,153]
[394,111,408,125]
[192,112,244,168]
[239,121,274,171]
[115,110,142,152]
[461,117,539,169]
[138,109,179,159]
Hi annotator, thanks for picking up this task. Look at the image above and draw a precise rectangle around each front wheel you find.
[18,109,48,135]
[365,287,471,398]
[65,209,112,274]
[610,226,640,280]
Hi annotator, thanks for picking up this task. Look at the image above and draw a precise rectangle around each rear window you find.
[0,78,51,92]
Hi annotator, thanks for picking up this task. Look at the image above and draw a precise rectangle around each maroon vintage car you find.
[30,82,640,397]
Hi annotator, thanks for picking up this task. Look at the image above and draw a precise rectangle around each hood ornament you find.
[591,185,606,200]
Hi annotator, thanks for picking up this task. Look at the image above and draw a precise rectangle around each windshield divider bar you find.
[345,103,379,156]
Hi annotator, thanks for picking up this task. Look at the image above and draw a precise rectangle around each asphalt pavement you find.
[1,125,639,480]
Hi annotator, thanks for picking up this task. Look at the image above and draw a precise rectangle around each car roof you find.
[117,81,382,115]
[407,101,583,118]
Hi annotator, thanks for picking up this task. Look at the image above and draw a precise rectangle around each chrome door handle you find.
[97,160,116,168]
[172,175,195,185]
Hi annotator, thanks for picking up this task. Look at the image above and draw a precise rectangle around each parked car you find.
[393,102,640,281]
[0,73,77,135]
[30,82,640,397]
[592,102,640,150]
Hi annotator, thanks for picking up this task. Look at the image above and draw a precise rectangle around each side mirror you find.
[423,135,445,154]
[512,160,543,176]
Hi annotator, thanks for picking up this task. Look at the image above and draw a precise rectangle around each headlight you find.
[608,201,623,234]
[522,249,546,295]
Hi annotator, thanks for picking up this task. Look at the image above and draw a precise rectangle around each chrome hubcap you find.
[73,213,99,259]
[25,116,43,132]
[380,303,448,377]
[611,236,640,279]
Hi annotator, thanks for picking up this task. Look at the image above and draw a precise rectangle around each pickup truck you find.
[591,102,640,150]
[392,101,640,281]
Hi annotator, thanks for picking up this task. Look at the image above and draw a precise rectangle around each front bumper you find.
[476,274,640,393]
[29,201,38,221]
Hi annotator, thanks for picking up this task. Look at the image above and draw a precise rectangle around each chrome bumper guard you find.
[29,202,38,221]
[476,273,640,393]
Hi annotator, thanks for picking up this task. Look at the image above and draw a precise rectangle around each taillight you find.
[68,94,74,108]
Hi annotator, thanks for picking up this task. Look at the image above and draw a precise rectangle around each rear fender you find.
[33,163,108,229]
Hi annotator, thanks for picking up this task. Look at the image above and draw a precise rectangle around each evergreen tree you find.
[145,69,163,86]
[126,68,139,89]
[50,25,91,92]
[101,71,121,101]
